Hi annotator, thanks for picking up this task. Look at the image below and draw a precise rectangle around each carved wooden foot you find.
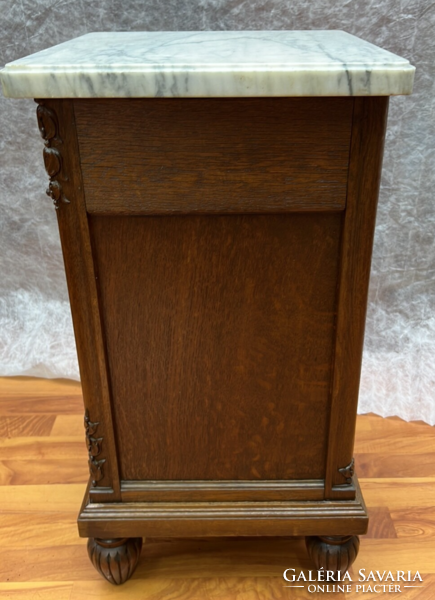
[87,537,143,585]
[305,535,360,576]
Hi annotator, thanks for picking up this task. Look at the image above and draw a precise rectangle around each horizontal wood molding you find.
[79,478,368,539]
[75,97,352,215]
[120,480,325,502]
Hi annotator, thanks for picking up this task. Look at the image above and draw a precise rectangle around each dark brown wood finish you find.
[35,100,121,501]
[325,97,389,499]
[79,476,368,539]
[87,537,143,585]
[89,212,341,482]
[75,98,352,215]
[120,480,325,502]
[33,95,391,580]
[305,534,360,576]
[4,375,431,596]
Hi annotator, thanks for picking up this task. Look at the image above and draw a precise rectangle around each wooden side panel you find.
[35,99,121,501]
[89,212,342,481]
[325,97,389,499]
[75,98,352,215]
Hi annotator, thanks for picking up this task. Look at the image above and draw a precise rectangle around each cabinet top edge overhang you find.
[1,30,415,99]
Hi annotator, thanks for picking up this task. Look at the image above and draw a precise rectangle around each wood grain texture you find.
[37,100,120,500]
[54,98,387,541]
[365,507,398,539]
[355,452,435,478]
[0,415,55,437]
[0,459,87,485]
[0,544,92,582]
[90,213,341,481]
[0,396,82,416]
[51,415,87,437]
[360,478,435,509]
[354,539,435,572]
[355,426,435,454]
[0,513,81,547]
[0,376,82,415]
[0,583,74,599]
[9,93,424,590]
[306,534,360,576]
[78,476,368,538]
[0,437,86,461]
[75,98,352,215]
[0,378,434,596]
[120,479,325,502]
[87,537,143,585]
[392,508,435,539]
[0,483,84,512]
[325,97,389,499]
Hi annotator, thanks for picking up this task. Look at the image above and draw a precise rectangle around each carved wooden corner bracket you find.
[84,410,106,487]
[36,101,70,209]
[338,457,355,484]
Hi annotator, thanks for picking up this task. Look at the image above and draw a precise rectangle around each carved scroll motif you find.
[36,102,70,209]
[338,457,355,484]
[84,410,106,486]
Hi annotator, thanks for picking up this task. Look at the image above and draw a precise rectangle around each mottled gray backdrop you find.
[1,1,434,423]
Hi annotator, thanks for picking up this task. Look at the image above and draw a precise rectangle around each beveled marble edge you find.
[1,31,415,98]
[0,65,415,98]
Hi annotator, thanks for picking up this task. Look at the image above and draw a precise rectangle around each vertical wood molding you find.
[36,99,121,500]
[325,97,389,499]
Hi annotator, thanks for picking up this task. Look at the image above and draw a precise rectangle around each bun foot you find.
[305,535,360,577]
[87,537,143,584]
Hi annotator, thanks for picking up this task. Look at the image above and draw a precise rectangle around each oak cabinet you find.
[1,30,414,585]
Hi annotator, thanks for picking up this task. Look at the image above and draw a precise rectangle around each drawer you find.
[75,98,353,215]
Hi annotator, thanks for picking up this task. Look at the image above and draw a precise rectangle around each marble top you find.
[1,31,414,98]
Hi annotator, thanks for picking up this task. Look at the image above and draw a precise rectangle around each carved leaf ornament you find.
[36,102,70,209]
[84,410,105,486]
[338,457,355,484]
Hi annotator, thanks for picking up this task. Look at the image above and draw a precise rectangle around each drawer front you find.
[75,98,352,215]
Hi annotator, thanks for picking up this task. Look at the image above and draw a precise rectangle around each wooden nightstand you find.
[1,31,414,585]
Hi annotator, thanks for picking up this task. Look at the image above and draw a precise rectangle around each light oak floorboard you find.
[51,415,86,437]
[0,513,81,547]
[0,378,434,598]
[355,453,435,478]
[0,415,56,438]
[0,483,85,512]
[0,582,74,600]
[0,438,87,461]
[0,459,88,485]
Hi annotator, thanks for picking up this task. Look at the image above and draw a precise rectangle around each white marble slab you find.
[1,31,414,98]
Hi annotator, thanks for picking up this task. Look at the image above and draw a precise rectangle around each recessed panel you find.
[90,213,341,480]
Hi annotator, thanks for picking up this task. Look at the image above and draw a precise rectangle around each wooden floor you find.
[0,377,434,599]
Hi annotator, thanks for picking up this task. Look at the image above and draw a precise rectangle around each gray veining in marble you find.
[1,30,414,98]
